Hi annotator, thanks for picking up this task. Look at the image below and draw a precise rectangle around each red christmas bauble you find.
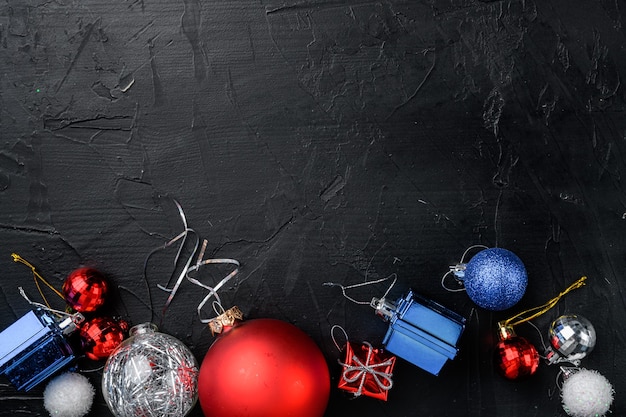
[494,335,539,380]
[79,316,129,361]
[198,318,330,417]
[63,267,108,312]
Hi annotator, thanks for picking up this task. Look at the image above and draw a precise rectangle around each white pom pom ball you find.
[561,368,614,417]
[44,372,95,417]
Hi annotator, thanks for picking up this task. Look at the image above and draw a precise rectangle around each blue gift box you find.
[0,309,80,391]
[371,289,466,376]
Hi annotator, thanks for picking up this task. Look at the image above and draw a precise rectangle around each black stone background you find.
[1,0,625,416]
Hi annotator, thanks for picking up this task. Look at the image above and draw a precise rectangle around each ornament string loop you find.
[18,287,84,326]
[339,341,394,396]
[330,324,349,352]
[499,276,587,328]
[12,253,65,309]
[441,244,489,292]
[556,366,579,390]
[526,320,548,353]
[212,300,226,316]
[323,273,397,305]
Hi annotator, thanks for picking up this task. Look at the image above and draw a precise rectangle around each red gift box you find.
[338,341,396,400]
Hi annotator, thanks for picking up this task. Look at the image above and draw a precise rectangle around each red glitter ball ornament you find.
[198,318,330,417]
[62,267,109,312]
[79,317,129,361]
[494,325,539,380]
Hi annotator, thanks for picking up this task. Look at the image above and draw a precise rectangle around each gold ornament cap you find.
[208,306,243,335]
[497,322,516,341]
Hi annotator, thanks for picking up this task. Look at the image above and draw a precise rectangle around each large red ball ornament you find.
[79,317,128,361]
[63,267,108,312]
[494,325,539,380]
[198,318,330,417]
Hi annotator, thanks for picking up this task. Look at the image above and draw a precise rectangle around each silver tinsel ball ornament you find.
[546,315,596,365]
[102,323,199,417]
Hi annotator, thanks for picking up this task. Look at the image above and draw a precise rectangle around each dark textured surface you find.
[1,0,625,416]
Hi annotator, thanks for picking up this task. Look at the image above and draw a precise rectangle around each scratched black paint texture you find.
[0,0,625,416]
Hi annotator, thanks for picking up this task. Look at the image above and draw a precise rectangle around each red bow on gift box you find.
[338,341,396,400]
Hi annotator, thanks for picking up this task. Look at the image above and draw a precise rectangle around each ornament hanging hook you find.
[441,244,489,292]
[12,252,66,309]
[526,320,549,354]
[323,273,397,306]
[18,286,84,328]
[330,324,349,352]
[556,366,579,390]
[441,269,466,292]
[212,299,226,316]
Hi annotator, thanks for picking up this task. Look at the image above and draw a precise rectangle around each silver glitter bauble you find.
[546,315,596,365]
[102,323,198,417]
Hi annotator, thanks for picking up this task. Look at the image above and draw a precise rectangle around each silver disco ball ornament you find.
[546,315,596,365]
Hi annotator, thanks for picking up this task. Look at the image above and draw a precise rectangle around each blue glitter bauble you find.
[463,248,527,311]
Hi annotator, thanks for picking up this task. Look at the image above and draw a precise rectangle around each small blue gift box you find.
[0,308,81,391]
[371,289,466,376]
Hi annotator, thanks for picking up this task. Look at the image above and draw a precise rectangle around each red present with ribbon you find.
[338,341,395,400]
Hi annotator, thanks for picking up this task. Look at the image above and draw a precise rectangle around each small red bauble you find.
[494,325,539,380]
[79,317,128,361]
[198,318,330,417]
[63,267,108,312]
